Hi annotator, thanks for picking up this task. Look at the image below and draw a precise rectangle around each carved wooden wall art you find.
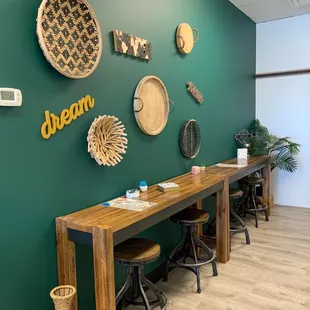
[113,29,152,60]
[87,115,128,167]
[186,82,203,104]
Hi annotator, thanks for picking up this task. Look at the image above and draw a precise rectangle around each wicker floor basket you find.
[50,285,76,310]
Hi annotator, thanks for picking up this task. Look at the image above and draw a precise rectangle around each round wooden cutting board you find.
[134,76,169,136]
[176,23,199,54]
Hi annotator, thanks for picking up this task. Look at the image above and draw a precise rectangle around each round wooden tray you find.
[134,76,174,136]
[37,0,102,79]
[179,119,201,158]
[176,23,199,54]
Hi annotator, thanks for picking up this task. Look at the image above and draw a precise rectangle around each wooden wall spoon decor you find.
[187,82,203,104]
[113,30,152,60]
[176,23,199,54]
[87,115,128,167]
[133,76,175,135]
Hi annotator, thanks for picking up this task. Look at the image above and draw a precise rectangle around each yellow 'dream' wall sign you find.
[41,95,95,139]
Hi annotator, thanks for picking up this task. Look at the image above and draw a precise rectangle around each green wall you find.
[0,0,255,309]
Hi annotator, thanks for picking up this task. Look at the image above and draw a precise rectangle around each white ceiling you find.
[230,0,310,23]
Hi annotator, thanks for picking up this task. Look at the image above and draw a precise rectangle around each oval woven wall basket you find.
[179,119,201,158]
[37,0,103,79]
[87,115,128,167]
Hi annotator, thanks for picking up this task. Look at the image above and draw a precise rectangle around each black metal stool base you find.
[163,225,217,294]
[116,265,167,310]
[239,184,269,228]
[230,207,251,246]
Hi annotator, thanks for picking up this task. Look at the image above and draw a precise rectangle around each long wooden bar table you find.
[56,172,227,310]
[198,155,271,246]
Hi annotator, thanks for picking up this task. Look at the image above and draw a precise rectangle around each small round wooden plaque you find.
[176,23,199,54]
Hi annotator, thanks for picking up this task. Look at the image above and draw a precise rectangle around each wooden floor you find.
[152,205,310,309]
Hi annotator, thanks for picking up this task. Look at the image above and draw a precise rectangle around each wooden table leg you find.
[216,178,230,263]
[56,218,78,310]
[262,164,271,216]
[93,227,115,310]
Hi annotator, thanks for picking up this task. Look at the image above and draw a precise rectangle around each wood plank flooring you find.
[150,205,310,309]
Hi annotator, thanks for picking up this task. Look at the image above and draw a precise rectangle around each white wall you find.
[256,14,310,208]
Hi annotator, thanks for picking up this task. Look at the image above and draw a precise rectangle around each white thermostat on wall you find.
[0,88,22,107]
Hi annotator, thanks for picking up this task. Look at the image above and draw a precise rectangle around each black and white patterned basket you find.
[179,119,201,158]
[37,0,102,79]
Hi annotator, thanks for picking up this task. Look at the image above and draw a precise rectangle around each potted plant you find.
[200,163,206,171]
[247,120,300,203]
[248,120,300,172]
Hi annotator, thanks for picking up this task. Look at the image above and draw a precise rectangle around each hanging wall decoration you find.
[133,75,175,135]
[37,0,103,79]
[113,30,152,60]
[187,82,203,104]
[176,23,199,54]
[41,95,95,139]
[87,115,128,167]
[179,119,201,158]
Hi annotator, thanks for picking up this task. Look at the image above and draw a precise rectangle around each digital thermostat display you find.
[1,91,15,101]
[0,88,22,106]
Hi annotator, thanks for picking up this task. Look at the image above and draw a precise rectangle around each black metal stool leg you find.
[255,195,269,222]
[116,267,133,306]
[138,266,151,310]
[141,274,167,309]
[230,208,251,245]
[249,186,259,228]
[194,234,218,276]
[164,226,187,282]
[189,226,201,293]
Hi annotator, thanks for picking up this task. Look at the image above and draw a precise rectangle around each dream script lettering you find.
[41,95,95,139]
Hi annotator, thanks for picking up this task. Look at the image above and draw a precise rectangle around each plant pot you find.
[50,285,76,310]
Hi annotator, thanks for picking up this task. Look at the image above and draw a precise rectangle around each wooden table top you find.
[203,156,269,177]
[60,172,225,234]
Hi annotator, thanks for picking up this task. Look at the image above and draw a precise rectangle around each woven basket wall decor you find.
[87,115,128,167]
[37,0,103,79]
[179,119,201,158]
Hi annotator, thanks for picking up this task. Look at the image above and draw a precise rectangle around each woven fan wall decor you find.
[87,115,128,167]
[37,0,102,79]
[179,119,201,158]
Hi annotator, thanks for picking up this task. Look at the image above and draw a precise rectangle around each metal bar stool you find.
[239,177,269,228]
[115,238,167,310]
[230,189,251,247]
[205,189,251,248]
[163,208,218,294]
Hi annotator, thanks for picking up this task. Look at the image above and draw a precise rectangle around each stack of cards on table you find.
[157,182,180,192]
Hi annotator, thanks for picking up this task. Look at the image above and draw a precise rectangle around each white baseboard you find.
[275,204,310,209]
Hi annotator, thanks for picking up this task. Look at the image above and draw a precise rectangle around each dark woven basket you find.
[37,0,102,79]
[179,119,201,158]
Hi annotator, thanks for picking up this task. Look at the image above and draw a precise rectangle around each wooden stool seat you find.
[229,189,243,198]
[114,238,160,264]
[240,177,264,185]
[171,208,210,225]
[115,238,167,309]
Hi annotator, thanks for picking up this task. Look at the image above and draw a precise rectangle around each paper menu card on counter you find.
[101,197,157,212]
[215,163,247,168]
